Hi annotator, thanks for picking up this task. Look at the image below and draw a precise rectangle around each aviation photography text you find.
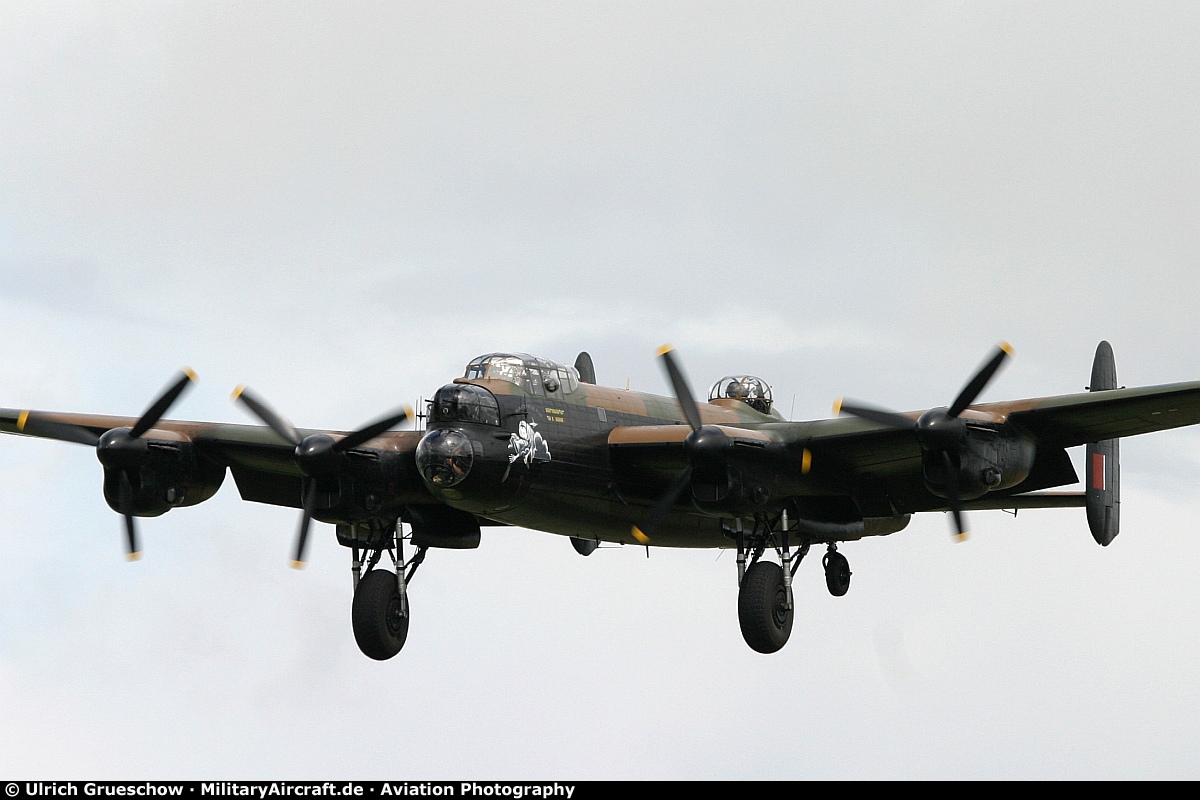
[11,784,579,800]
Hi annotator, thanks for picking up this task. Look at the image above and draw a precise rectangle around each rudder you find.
[1086,341,1121,545]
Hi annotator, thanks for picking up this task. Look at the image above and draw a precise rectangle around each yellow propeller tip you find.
[404,404,414,419]
[631,526,651,544]
[999,341,1014,356]
[656,344,674,357]
[290,560,307,570]
[183,367,198,382]
[231,384,247,401]
[16,410,29,431]
[954,531,970,543]
[126,552,142,562]
[801,448,813,475]
[832,397,843,415]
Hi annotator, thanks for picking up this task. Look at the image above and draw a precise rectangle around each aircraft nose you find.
[415,428,475,488]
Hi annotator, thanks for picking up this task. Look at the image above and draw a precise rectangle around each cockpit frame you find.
[708,374,773,414]
[464,353,581,398]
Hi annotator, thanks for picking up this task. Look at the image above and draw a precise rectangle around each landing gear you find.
[737,561,793,653]
[729,513,856,653]
[730,515,807,654]
[823,545,851,597]
[352,569,408,660]
[346,518,428,661]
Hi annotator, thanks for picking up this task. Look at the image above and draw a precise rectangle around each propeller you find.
[834,342,1013,541]
[631,345,730,544]
[16,369,198,559]
[101,369,198,560]
[231,386,412,568]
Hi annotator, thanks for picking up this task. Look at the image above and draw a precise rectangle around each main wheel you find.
[352,569,409,660]
[823,550,852,597]
[737,561,793,654]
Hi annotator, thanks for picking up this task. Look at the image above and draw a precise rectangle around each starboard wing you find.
[0,407,430,510]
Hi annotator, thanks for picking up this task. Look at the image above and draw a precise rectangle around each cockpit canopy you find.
[464,353,581,397]
[708,375,773,414]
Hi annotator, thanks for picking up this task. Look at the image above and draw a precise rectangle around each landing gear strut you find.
[349,519,427,661]
[731,514,810,654]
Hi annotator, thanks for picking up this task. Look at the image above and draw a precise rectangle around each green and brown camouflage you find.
[9,342,1200,657]
[4,345,1200,551]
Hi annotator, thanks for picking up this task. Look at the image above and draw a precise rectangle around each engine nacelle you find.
[101,439,226,517]
[921,425,1037,501]
[306,448,431,523]
[691,439,790,518]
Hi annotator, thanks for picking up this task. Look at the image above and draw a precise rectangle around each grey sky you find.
[1,2,1199,779]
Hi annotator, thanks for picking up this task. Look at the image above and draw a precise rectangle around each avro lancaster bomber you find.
[2,341,1197,658]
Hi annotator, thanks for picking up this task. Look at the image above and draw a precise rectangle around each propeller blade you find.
[231,385,302,446]
[941,450,968,542]
[335,406,414,451]
[16,412,100,446]
[292,477,316,569]
[130,369,197,439]
[657,345,703,433]
[123,513,140,561]
[833,398,914,430]
[948,342,1013,418]
[117,470,141,560]
[632,465,693,544]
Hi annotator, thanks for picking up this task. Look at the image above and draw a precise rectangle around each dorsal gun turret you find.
[708,375,773,414]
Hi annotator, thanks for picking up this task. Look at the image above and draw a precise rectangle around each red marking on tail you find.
[1092,452,1106,490]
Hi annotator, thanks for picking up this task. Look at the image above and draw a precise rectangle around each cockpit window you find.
[463,353,580,396]
[466,355,525,385]
[430,383,501,426]
[708,375,773,414]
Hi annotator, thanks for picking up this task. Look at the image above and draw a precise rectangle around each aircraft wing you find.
[0,407,431,510]
[608,418,925,504]
[608,412,1086,519]
[781,380,1200,478]
[761,382,1200,505]
[979,381,1200,447]
[608,418,922,479]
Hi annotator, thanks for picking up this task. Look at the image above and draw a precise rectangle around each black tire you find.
[352,569,409,660]
[823,550,852,597]
[737,561,793,654]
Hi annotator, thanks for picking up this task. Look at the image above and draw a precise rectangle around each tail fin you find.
[574,351,597,385]
[1086,341,1121,545]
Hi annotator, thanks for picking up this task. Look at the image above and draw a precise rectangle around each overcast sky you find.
[2,1,1200,779]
